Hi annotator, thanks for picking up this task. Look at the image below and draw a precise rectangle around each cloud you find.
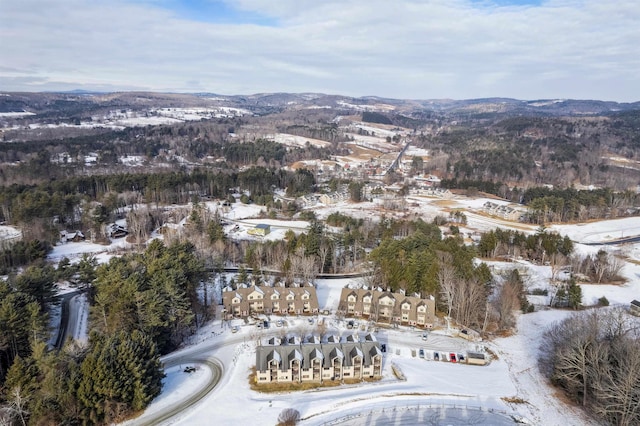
[0,0,638,101]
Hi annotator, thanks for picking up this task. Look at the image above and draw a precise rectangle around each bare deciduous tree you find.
[437,254,456,318]
[539,309,640,426]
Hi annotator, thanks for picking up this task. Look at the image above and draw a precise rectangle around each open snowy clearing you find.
[267,133,333,148]
[551,216,640,243]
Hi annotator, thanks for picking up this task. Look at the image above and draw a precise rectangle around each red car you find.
[449,353,457,363]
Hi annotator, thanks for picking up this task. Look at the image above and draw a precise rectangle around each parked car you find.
[276,320,283,327]
[450,353,457,363]
[381,344,387,353]
[347,320,354,329]
[231,325,239,333]
[263,320,270,329]
[458,353,465,362]
[422,332,428,341]
[419,348,425,358]
[433,352,439,361]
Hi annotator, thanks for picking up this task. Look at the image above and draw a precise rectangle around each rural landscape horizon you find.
[1,0,639,425]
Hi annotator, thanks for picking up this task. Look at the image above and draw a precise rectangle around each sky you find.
[1,0,639,102]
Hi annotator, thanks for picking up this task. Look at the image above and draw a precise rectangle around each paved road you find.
[126,331,279,426]
[53,289,85,349]
[130,355,223,426]
[581,234,640,246]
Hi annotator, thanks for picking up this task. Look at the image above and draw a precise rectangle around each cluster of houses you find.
[225,284,490,385]
[338,288,436,328]
[222,283,320,318]
[319,191,349,205]
[222,284,436,329]
[255,333,382,384]
[482,201,523,221]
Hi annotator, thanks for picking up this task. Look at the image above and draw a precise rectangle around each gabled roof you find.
[267,337,281,346]
[326,335,340,343]
[631,299,640,307]
[288,349,303,363]
[369,345,382,358]
[379,293,395,300]
[345,334,359,342]
[329,347,344,360]
[266,350,281,365]
[349,346,364,359]
[307,335,321,344]
[364,333,377,342]
[309,348,324,361]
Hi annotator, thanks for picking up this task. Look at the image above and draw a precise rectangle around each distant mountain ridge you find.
[1,91,639,117]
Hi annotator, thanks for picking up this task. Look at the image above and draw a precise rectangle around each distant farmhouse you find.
[338,288,436,328]
[222,284,319,318]
[255,333,382,384]
[247,223,270,236]
[59,230,85,243]
[630,300,640,317]
[108,223,128,239]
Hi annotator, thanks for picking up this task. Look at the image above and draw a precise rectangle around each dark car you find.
[433,352,439,361]
[381,344,387,353]
[263,320,269,329]
[183,366,196,373]
[419,348,425,358]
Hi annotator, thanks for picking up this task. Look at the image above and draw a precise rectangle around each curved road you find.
[127,332,279,425]
[131,355,223,426]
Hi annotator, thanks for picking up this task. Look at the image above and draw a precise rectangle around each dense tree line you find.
[420,113,640,191]
[0,262,57,381]
[439,178,505,196]
[91,240,206,353]
[477,228,573,263]
[521,186,640,223]
[438,180,640,223]
[0,167,316,236]
[540,309,640,425]
[368,220,493,329]
[2,331,163,425]
[362,111,393,125]
[0,239,51,274]
[0,240,208,424]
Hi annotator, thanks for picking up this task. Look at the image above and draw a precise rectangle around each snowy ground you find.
[551,216,640,243]
[127,253,631,426]
[37,194,640,425]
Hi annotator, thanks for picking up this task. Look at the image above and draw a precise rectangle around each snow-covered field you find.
[0,106,251,132]
[551,216,640,243]
[267,133,333,148]
[37,194,640,426]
